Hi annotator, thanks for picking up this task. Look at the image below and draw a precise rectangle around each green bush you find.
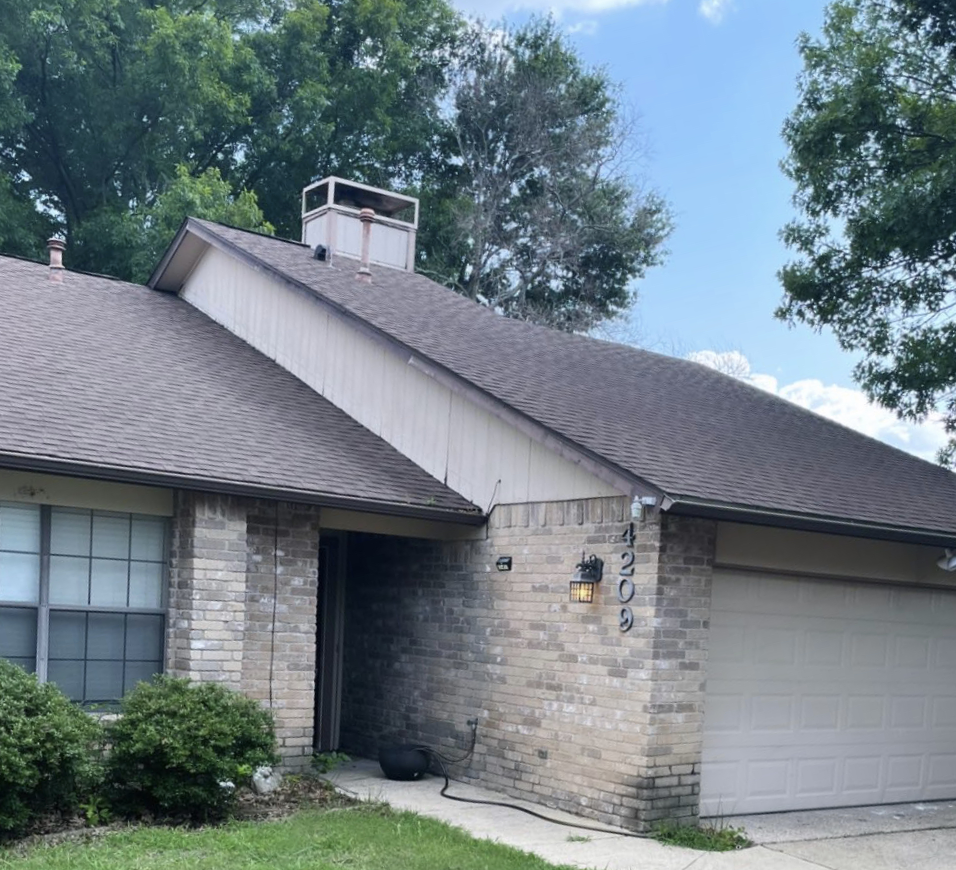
[0,660,102,838]
[107,676,278,822]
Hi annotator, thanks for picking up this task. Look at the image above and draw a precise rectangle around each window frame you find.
[0,502,168,699]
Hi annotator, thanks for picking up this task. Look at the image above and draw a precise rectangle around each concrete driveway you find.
[326,760,956,870]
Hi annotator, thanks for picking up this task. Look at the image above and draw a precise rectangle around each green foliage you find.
[0,660,103,839]
[652,820,751,851]
[0,1,666,332]
[0,0,459,277]
[129,165,273,282]
[106,676,278,823]
[780,0,956,460]
[78,794,113,828]
[424,17,671,332]
[311,750,350,774]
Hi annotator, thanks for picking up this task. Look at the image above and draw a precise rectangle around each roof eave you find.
[148,218,212,292]
[663,495,956,549]
[0,452,485,526]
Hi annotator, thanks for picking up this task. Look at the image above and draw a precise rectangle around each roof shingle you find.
[192,220,956,542]
[0,255,479,518]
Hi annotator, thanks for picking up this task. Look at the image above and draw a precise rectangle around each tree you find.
[779,0,956,461]
[129,165,272,282]
[0,2,668,334]
[420,18,671,332]
[239,0,461,240]
[0,0,457,277]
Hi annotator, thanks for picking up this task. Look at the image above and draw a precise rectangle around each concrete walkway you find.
[325,759,956,870]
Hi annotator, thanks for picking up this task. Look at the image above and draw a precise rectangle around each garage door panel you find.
[702,571,956,815]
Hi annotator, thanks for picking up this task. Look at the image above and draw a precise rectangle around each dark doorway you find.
[314,534,345,751]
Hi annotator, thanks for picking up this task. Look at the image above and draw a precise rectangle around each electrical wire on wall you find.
[268,501,280,710]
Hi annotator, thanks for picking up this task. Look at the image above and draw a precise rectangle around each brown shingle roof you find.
[0,255,480,519]
[186,220,956,543]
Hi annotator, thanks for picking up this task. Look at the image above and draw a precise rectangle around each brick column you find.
[246,502,321,769]
[167,492,248,687]
[633,514,715,828]
[167,492,320,770]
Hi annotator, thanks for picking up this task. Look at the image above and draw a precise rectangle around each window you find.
[0,503,167,705]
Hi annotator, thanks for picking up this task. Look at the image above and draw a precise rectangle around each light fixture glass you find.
[569,580,594,604]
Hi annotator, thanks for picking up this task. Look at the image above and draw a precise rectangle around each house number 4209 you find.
[618,522,636,632]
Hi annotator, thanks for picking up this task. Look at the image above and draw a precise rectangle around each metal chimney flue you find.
[47,237,66,282]
[357,207,374,282]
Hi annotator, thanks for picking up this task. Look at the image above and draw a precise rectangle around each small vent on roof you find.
[313,244,328,262]
[47,237,66,282]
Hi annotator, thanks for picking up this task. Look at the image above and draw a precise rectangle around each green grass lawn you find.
[0,806,577,870]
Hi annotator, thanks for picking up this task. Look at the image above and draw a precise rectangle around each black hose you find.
[415,732,651,841]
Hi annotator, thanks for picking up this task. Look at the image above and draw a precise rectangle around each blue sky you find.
[450,0,948,460]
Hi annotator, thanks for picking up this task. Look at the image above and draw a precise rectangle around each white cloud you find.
[567,19,600,34]
[688,350,949,462]
[698,0,733,24]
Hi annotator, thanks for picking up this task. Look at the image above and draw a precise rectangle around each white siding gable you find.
[181,246,621,508]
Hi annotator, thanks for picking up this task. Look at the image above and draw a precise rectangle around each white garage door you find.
[701,570,956,816]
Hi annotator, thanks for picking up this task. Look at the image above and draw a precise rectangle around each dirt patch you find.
[2,776,356,855]
[235,774,355,821]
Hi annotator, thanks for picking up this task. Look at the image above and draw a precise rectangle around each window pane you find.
[49,611,87,660]
[90,559,128,607]
[125,660,161,693]
[126,614,163,660]
[48,660,85,701]
[86,613,125,660]
[85,661,123,703]
[128,562,163,609]
[0,552,40,603]
[0,504,40,552]
[51,508,91,556]
[50,556,89,605]
[131,518,165,562]
[0,606,37,659]
[92,513,129,559]
[6,658,35,674]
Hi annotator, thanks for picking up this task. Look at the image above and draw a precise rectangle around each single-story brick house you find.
[1,178,955,830]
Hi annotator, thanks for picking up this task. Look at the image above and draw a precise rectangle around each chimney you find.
[357,207,374,282]
[47,237,66,282]
[300,177,419,273]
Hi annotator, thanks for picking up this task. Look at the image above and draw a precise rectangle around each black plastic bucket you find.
[378,745,430,781]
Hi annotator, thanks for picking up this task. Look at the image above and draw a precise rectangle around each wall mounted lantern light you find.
[569,552,604,603]
[496,556,513,572]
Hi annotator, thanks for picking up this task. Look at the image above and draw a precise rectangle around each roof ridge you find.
[190,217,308,249]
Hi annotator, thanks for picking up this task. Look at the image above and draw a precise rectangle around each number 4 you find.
[622,522,636,548]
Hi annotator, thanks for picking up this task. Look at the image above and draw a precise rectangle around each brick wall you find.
[167,492,248,688]
[168,492,320,769]
[339,497,716,830]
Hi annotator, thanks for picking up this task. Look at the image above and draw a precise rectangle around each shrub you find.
[0,660,102,838]
[107,676,278,822]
